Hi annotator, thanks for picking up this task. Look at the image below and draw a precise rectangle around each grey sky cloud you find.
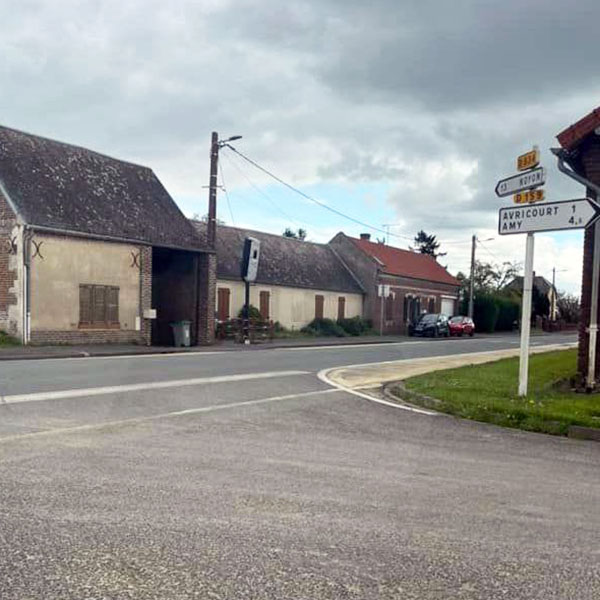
[0,0,597,293]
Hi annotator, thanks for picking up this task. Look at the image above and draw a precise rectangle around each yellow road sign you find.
[514,189,545,204]
[517,148,540,171]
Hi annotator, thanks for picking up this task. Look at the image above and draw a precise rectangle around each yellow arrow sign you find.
[517,148,540,171]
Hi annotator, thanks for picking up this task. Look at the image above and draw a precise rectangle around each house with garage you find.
[329,232,460,334]
[0,125,216,346]
[192,223,364,329]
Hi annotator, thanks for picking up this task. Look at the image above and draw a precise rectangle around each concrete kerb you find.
[318,342,578,417]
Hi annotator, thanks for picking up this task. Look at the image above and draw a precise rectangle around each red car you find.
[448,316,475,337]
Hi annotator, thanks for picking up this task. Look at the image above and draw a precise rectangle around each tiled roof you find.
[193,222,364,294]
[0,125,206,251]
[352,237,459,286]
[556,107,600,151]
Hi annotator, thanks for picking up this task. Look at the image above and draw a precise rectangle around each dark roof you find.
[557,106,600,151]
[505,275,554,295]
[193,222,364,294]
[0,125,205,251]
[351,236,460,286]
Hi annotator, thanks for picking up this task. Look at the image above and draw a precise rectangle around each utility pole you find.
[207,131,219,249]
[468,234,476,319]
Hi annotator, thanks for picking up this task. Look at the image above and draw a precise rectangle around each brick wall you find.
[30,329,146,345]
[0,191,17,332]
[375,275,459,334]
[576,137,600,386]
[196,252,217,345]
[140,245,152,345]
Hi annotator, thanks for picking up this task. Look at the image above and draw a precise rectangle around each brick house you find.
[192,223,364,329]
[556,106,600,385]
[0,125,216,345]
[329,232,460,334]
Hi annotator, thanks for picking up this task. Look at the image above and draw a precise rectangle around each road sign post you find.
[518,233,535,396]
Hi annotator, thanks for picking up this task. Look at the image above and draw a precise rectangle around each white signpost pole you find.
[518,232,535,396]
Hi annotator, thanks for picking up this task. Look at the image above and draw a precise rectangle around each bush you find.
[301,318,347,337]
[337,316,372,336]
[473,294,499,333]
[494,296,520,331]
[237,304,264,322]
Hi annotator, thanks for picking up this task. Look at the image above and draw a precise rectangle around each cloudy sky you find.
[2,0,599,294]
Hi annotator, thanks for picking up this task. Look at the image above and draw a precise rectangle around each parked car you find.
[410,313,450,337]
[448,315,475,337]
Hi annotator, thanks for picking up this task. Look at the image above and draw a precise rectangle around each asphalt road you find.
[2,332,599,599]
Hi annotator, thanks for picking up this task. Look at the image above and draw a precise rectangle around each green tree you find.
[283,227,307,241]
[412,230,446,259]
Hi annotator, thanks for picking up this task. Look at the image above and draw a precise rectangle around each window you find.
[337,296,345,320]
[315,295,324,319]
[79,284,119,328]
[385,293,394,321]
[259,290,270,320]
[428,297,435,313]
[217,287,230,321]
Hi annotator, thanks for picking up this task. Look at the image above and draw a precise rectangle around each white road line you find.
[317,367,437,415]
[0,388,343,443]
[0,370,310,405]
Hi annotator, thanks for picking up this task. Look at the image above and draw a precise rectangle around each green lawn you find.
[398,349,600,435]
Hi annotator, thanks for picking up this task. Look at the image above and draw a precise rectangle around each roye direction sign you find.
[498,198,600,235]
[495,166,546,197]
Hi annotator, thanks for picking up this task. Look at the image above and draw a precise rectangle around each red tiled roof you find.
[352,237,459,286]
[556,106,600,151]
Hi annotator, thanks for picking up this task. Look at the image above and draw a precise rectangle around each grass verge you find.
[394,349,600,436]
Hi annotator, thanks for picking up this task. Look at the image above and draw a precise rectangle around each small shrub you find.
[337,316,371,336]
[301,318,347,337]
[237,305,264,322]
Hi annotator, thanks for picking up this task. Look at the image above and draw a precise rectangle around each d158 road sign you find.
[495,166,545,197]
[514,189,545,204]
[498,198,600,235]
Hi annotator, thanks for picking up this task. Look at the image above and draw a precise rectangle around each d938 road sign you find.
[498,198,600,235]
[495,166,545,197]
[517,148,540,171]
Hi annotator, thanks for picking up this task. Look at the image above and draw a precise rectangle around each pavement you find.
[0,334,415,360]
[0,330,571,361]
[1,331,599,599]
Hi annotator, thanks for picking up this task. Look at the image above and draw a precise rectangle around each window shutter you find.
[79,285,92,325]
[259,291,270,320]
[92,285,106,324]
[315,295,324,319]
[337,297,345,320]
[106,287,119,325]
[217,288,230,321]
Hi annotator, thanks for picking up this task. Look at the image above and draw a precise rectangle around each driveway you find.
[1,332,598,599]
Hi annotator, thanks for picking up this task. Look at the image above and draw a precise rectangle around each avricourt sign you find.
[498,198,600,235]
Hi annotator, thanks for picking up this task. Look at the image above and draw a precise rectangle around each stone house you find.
[0,125,216,346]
[329,232,460,334]
[193,223,364,329]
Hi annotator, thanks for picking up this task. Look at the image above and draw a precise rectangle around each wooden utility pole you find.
[468,234,476,319]
[207,131,219,249]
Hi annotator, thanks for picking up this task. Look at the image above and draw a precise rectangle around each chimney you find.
[360,233,371,241]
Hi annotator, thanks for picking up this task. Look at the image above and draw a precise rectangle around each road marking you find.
[0,388,343,443]
[317,367,437,415]
[24,351,227,363]
[0,370,310,406]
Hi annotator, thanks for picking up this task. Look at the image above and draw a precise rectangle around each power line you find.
[224,144,415,242]
[218,158,235,226]
[222,151,306,228]
[477,238,503,264]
